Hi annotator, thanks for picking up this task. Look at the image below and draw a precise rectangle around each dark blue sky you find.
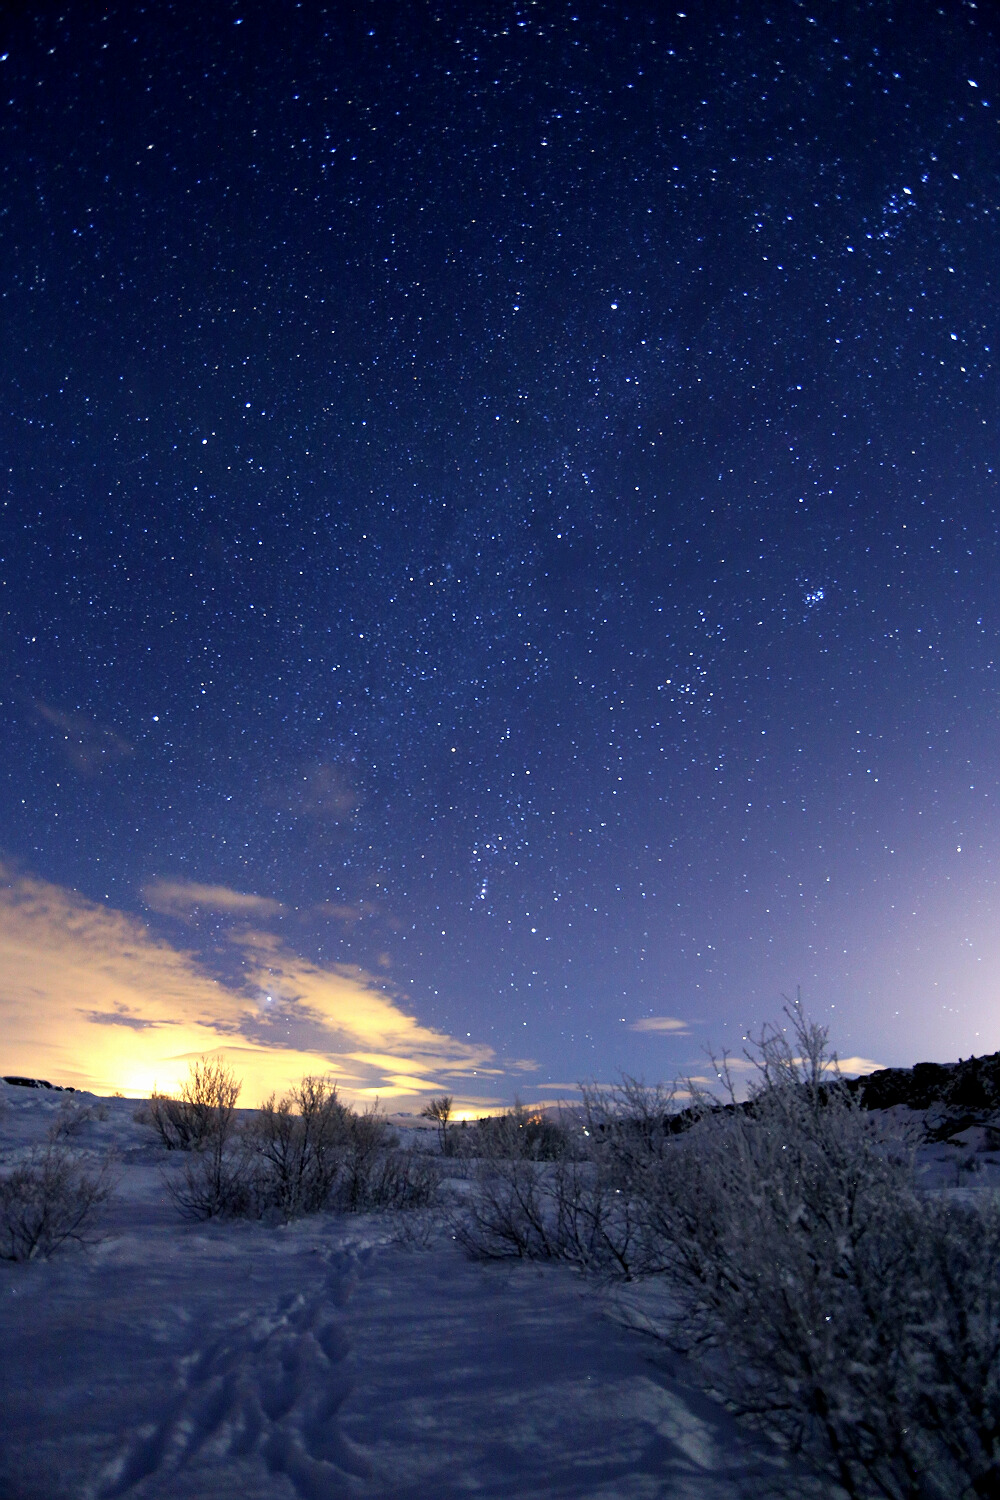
[2,0,998,1103]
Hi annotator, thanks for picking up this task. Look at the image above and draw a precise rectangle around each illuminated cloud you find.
[81,1005,175,1031]
[225,932,503,1098]
[834,1056,886,1077]
[687,1055,888,1089]
[34,700,132,775]
[0,864,504,1107]
[143,878,284,921]
[629,1016,691,1034]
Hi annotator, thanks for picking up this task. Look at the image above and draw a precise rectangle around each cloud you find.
[524,1084,586,1104]
[80,1006,175,1031]
[526,1082,583,1091]
[270,761,358,822]
[142,879,284,921]
[685,1055,889,1093]
[0,864,500,1106]
[222,926,507,1098]
[313,900,376,929]
[629,1016,691,1034]
[34,701,132,775]
[834,1056,887,1077]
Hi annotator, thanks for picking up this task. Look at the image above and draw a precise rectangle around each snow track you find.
[93,1250,369,1500]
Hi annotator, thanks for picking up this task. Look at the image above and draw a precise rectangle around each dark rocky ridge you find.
[843,1052,1000,1146]
[847,1053,1000,1113]
[651,1054,1000,1146]
[2,1075,76,1091]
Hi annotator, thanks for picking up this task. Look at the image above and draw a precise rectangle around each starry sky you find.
[1,0,998,1106]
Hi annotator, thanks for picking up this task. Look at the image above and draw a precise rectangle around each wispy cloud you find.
[834,1056,886,1077]
[34,701,132,775]
[629,1016,691,1034]
[526,1082,583,1093]
[269,761,358,822]
[143,878,284,921]
[81,1006,176,1031]
[0,864,506,1106]
[313,900,376,929]
[225,933,501,1095]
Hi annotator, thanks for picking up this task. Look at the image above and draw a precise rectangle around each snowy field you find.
[0,1081,842,1500]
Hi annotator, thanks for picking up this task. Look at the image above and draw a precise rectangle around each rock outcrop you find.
[1,1075,76,1091]
[848,1053,1000,1113]
[846,1053,1000,1143]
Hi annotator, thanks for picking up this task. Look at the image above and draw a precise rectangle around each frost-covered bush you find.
[455,1085,670,1270]
[336,1135,438,1213]
[147,1058,241,1151]
[169,1074,438,1222]
[893,1196,1000,1499]
[623,1014,920,1495]
[448,1100,572,1162]
[247,1074,349,1217]
[0,1146,116,1261]
[636,1010,1000,1500]
[458,1002,1000,1496]
[47,1099,108,1140]
[455,1155,641,1275]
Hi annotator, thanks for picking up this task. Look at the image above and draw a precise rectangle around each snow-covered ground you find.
[0,1083,854,1499]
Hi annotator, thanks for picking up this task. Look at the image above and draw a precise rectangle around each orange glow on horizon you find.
[0,865,521,1110]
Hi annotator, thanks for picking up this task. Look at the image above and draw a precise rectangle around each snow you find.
[0,1083,837,1499]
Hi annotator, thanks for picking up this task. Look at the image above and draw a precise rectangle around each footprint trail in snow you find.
[93,1248,369,1500]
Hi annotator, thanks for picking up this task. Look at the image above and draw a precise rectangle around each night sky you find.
[1,0,998,1106]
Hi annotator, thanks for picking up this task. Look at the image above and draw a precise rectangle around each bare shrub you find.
[250,1088,437,1216]
[148,1090,203,1150]
[0,1147,116,1261]
[454,1087,667,1269]
[248,1075,350,1217]
[164,1106,250,1221]
[337,1141,439,1213]
[158,1061,245,1219]
[579,1076,682,1174]
[450,1100,572,1162]
[549,1159,643,1276]
[169,1074,438,1222]
[455,1156,641,1275]
[392,1203,442,1249]
[334,1103,395,1209]
[419,1095,453,1153]
[454,1158,551,1258]
[47,1100,108,1140]
[147,1058,241,1151]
